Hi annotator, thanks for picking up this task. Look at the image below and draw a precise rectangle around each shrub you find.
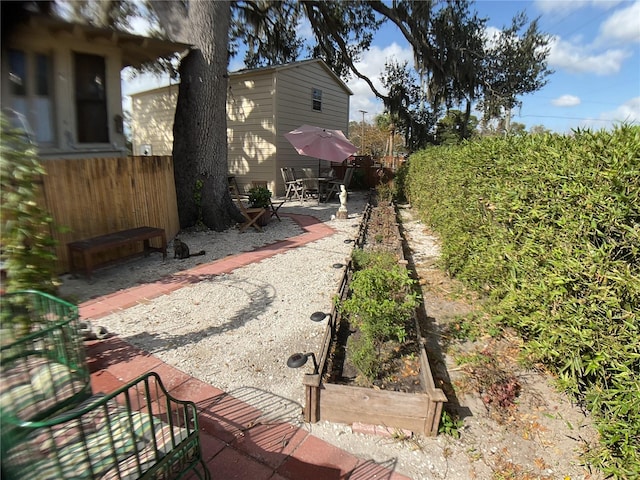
[341,250,419,382]
[0,114,59,297]
[404,125,640,476]
[248,186,272,208]
[347,334,379,380]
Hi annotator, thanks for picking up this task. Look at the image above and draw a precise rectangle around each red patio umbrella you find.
[284,125,358,202]
[284,124,358,173]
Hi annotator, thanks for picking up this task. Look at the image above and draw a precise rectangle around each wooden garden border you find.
[302,202,447,436]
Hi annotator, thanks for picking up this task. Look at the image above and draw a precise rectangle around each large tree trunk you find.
[461,100,471,141]
[153,0,243,230]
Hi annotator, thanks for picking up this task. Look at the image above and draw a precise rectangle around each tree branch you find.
[302,1,389,103]
[367,0,445,76]
[149,0,190,43]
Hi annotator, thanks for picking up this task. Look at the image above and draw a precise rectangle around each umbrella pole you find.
[317,158,321,204]
[318,158,327,204]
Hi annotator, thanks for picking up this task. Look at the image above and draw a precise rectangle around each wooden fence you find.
[332,156,395,189]
[39,156,180,274]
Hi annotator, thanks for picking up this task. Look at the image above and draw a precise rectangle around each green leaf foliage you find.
[247,185,272,208]
[405,125,640,477]
[341,250,419,382]
[1,114,59,296]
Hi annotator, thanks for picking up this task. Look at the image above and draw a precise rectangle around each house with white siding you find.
[130,59,353,195]
[1,13,188,159]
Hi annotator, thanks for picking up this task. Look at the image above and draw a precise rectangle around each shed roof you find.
[230,59,353,96]
[129,58,354,99]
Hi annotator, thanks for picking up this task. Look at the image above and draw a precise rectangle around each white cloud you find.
[548,35,631,74]
[534,0,623,14]
[483,26,502,49]
[603,96,640,123]
[128,16,153,36]
[578,96,640,129]
[552,94,582,107]
[346,42,414,121]
[598,1,640,44]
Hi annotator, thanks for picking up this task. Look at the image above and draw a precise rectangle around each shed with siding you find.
[130,59,353,196]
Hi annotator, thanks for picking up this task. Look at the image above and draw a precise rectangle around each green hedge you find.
[405,125,639,477]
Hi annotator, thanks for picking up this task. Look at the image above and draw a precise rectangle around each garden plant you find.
[340,249,419,383]
[248,185,272,209]
[0,114,61,334]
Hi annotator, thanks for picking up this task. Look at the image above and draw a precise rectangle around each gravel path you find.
[60,193,600,480]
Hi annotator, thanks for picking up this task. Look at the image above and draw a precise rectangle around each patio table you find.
[302,177,333,203]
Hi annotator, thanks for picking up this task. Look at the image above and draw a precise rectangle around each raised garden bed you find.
[301,200,447,436]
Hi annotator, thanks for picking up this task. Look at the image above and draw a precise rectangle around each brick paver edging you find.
[79,213,335,320]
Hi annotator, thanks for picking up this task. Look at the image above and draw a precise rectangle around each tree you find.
[151,1,242,230]
[230,2,303,68]
[376,3,551,147]
[27,0,552,230]
[348,115,404,158]
[368,1,487,146]
[380,60,437,151]
[375,113,407,158]
[152,0,390,229]
[62,0,140,30]
[478,117,526,137]
[477,13,553,132]
[411,1,486,140]
[434,109,478,145]
[530,124,551,135]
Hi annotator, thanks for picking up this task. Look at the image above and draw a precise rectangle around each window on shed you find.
[312,88,322,111]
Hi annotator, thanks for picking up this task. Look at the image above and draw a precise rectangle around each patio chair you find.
[251,181,284,221]
[230,183,265,233]
[326,166,355,200]
[280,167,305,202]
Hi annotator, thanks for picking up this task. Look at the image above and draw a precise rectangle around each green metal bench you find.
[1,291,210,480]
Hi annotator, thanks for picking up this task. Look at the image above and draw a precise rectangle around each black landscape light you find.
[310,311,328,322]
[344,239,354,244]
[332,263,344,269]
[287,352,319,374]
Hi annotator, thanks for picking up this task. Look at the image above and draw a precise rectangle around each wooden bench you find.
[67,226,167,280]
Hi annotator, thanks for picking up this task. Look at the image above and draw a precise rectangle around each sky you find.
[123,0,640,134]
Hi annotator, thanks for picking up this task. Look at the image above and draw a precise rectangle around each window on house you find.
[33,53,54,143]
[74,53,108,143]
[8,50,26,96]
[8,49,55,144]
[312,88,322,111]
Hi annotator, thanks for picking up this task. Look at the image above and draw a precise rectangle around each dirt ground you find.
[397,204,603,480]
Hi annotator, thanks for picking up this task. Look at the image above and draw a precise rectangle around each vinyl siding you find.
[275,62,351,186]
[129,59,351,195]
[227,71,276,193]
[131,85,179,156]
